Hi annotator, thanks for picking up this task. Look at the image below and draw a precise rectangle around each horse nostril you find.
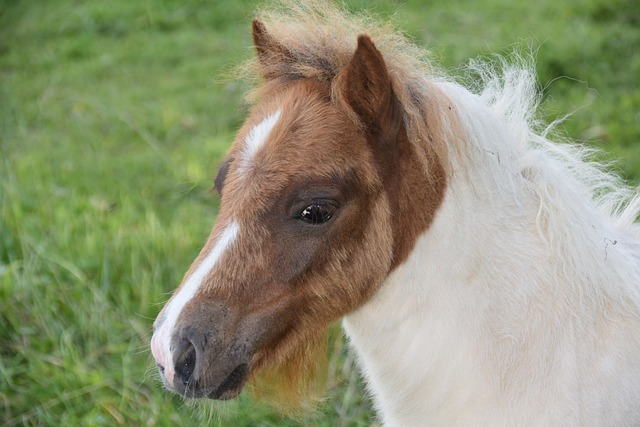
[175,340,197,386]
[157,363,165,375]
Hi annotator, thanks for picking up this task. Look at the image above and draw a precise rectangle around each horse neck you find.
[342,83,547,423]
[342,81,626,425]
[342,177,549,425]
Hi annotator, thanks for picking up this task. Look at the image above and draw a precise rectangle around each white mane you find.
[464,60,640,310]
[471,58,640,230]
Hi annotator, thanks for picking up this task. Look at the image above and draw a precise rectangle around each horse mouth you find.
[207,363,250,400]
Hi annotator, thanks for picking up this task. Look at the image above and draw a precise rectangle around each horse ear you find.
[252,19,272,60]
[252,19,291,77]
[344,35,399,132]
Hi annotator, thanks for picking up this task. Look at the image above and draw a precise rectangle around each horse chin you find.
[206,363,250,400]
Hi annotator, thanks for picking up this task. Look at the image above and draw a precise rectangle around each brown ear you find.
[344,35,399,133]
[252,19,291,78]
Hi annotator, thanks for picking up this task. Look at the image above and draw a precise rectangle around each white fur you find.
[238,109,282,175]
[343,65,640,426]
[151,220,239,386]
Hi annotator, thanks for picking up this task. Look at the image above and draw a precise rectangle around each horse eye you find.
[299,203,336,224]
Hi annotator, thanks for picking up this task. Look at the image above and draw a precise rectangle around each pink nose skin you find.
[151,329,175,387]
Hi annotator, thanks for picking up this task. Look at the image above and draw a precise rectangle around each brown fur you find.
[233,21,446,408]
[243,0,455,174]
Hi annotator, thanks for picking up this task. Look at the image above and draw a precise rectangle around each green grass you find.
[1,0,638,425]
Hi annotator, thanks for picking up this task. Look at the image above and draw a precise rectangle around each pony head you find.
[150,13,447,407]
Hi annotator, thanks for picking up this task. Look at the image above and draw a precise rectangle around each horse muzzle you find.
[151,301,253,400]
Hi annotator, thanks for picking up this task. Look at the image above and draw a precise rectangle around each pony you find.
[150,2,640,425]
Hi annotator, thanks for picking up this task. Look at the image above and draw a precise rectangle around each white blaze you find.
[238,109,282,174]
[151,221,240,386]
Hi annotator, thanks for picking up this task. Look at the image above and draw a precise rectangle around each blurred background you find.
[1,0,638,425]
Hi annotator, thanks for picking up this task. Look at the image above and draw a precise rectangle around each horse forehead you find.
[237,98,357,170]
[221,89,370,214]
[243,109,282,163]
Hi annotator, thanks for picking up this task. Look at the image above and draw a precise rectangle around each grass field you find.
[1,0,638,425]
